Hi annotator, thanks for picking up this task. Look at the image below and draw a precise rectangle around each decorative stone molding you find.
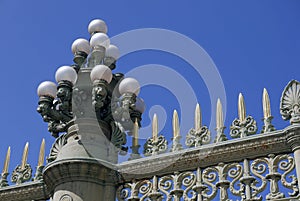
[118,130,289,182]
[280,80,300,125]
[60,194,73,201]
[43,158,119,193]
[0,181,49,201]
[285,125,300,151]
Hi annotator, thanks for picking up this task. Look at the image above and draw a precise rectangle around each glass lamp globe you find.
[88,19,108,34]
[55,66,78,85]
[135,97,146,113]
[90,33,110,49]
[90,65,113,83]
[119,78,140,95]
[71,38,90,55]
[37,81,57,98]
[105,45,120,60]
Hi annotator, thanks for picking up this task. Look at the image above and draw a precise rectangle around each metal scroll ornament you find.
[11,164,32,185]
[280,80,300,124]
[251,154,298,200]
[230,116,257,138]
[185,126,210,148]
[143,135,168,156]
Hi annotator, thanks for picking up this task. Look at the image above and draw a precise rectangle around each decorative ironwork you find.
[143,135,168,156]
[186,104,211,147]
[230,116,258,138]
[117,153,299,201]
[37,79,74,138]
[262,88,275,133]
[33,166,44,181]
[11,164,32,185]
[230,93,258,138]
[280,80,300,124]
[0,173,9,187]
[186,126,210,147]
[251,154,298,200]
[215,99,227,142]
[171,110,183,151]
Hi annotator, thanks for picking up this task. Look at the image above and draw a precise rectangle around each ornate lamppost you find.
[36,19,145,201]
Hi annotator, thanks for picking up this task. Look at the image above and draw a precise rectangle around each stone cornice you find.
[117,128,295,182]
[0,180,49,201]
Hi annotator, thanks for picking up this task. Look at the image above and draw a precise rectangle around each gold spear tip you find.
[173,110,180,138]
[263,88,271,118]
[216,98,224,129]
[195,103,202,130]
[152,113,158,141]
[38,139,45,167]
[21,142,29,169]
[238,93,246,121]
[3,146,11,174]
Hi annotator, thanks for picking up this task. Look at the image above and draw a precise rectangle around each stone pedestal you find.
[44,159,118,201]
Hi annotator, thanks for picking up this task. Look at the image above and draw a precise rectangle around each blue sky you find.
[0,0,299,194]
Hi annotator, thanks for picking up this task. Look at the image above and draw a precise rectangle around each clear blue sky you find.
[0,0,299,192]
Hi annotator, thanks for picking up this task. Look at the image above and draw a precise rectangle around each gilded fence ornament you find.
[261,88,275,133]
[230,93,257,138]
[11,143,32,185]
[186,104,211,147]
[143,114,168,156]
[171,110,183,152]
[34,139,45,181]
[280,80,300,124]
[0,146,10,187]
[215,99,227,142]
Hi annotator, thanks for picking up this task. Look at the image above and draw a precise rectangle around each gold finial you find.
[38,139,45,167]
[2,146,11,174]
[195,103,202,131]
[263,88,271,118]
[238,93,246,121]
[152,114,158,142]
[21,142,29,169]
[173,110,180,138]
[133,119,139,146]
[216,99,224,129]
